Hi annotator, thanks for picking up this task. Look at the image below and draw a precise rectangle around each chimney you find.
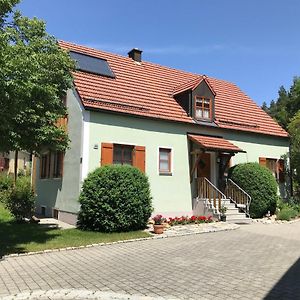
[128,48,142,62]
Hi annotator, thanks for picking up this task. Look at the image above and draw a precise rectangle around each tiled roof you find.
[60,41,288,138]
[173,75,216,96]
[188,134,244,153]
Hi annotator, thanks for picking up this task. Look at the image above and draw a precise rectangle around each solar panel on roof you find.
[69,51,115,78]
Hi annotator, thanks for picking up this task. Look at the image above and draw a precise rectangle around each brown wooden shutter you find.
[133,146,146,173]
[101,143,113,166]
[259,157,267,167]
[277,159,285,182]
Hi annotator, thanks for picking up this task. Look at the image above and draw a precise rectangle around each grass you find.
[0,203,150,255]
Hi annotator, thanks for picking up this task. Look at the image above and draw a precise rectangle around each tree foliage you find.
[262,77,300,197]
[0,1,74,154]
[262,78,300,130]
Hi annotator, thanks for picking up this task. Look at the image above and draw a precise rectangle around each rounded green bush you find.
[229,162,278,218]
[77,165,153,232]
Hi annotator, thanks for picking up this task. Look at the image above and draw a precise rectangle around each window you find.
[40,152,51,179]
[195,96,211,120]
[40,151,64,179]
[266,158,277,178]
[259,157,285,182]
[159,148,172,174]
[113,144,134,165]
[53,151,64,178]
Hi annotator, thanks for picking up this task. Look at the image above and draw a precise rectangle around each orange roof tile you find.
[60,41,288,138]
[188,134,244,153]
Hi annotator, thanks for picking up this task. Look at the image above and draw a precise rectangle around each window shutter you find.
[101,143,113,166]
[133,146,146,173]
[277,159,285,183]
[259,157,267,167]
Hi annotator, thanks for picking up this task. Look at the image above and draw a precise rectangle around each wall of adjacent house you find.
[2,151,31,175]
[35,89,83,223]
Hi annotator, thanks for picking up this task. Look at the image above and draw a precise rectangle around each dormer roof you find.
[173,75,216,96]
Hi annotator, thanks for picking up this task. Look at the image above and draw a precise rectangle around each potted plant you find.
[153,214,164,234]
[219,205,227,222]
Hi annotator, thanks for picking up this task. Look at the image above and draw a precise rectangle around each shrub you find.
[0,174,13,192]
[77,165,153,232]
[5,176,35,221]
[277,206,298,221]
[229,162,278,218]
[0,174,14,203]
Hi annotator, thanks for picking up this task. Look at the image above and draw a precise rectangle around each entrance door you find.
[197,153,211,180]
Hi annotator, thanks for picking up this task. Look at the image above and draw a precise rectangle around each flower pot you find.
[220,215,226,222]
[153,224,164,234]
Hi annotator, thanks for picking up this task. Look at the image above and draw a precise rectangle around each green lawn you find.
[0,203,150,255]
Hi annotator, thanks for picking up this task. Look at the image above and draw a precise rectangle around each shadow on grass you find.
[264,257,300,299]
[0,219,59,256]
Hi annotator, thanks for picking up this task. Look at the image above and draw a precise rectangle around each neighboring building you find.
[34,41,290,225]
[0,151,31,175]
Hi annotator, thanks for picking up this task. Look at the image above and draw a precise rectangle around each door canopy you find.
[188,134,244,153]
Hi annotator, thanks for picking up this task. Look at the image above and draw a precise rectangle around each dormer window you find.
[195,96,211,120]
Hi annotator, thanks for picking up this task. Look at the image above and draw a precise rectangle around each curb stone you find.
[2,223,239,260]
[0,289,179,300]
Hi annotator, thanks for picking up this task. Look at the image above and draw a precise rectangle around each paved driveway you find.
[1,222,300,299]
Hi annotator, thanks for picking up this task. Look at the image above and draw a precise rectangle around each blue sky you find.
[18,0,300,106]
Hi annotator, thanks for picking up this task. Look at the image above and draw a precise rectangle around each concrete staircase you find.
[222,199,252,224]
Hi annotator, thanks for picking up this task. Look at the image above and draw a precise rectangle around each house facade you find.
[34,41,289,225]
[0,151,31,175]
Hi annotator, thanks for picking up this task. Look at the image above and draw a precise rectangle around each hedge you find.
[229,162,278,218]
[77,165,153,232]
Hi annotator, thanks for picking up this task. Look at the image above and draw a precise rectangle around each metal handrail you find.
[225,179,252,217]
[197,177,226,213]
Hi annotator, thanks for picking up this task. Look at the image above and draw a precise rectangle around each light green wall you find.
[88,111,289,215]
[88,112,192,214]
[35,89,83,215]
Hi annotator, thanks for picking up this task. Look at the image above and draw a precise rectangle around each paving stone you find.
[1,222,300,299]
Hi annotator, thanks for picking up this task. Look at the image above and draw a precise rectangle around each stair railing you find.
[197,177,226,213]
[224,179,251,217]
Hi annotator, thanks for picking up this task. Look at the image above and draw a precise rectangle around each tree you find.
[0,1,74,180]
[262,78,300,130]
[288,111,300,196]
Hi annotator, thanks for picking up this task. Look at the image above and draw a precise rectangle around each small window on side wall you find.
[159,148,172,175]
[53,151,64,178]
[40,152,51,179]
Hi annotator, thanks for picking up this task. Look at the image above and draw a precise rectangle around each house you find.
[0,151,31,175]
[34,41,289,225]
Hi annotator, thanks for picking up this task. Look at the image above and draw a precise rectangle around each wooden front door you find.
[197,153,211,180]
